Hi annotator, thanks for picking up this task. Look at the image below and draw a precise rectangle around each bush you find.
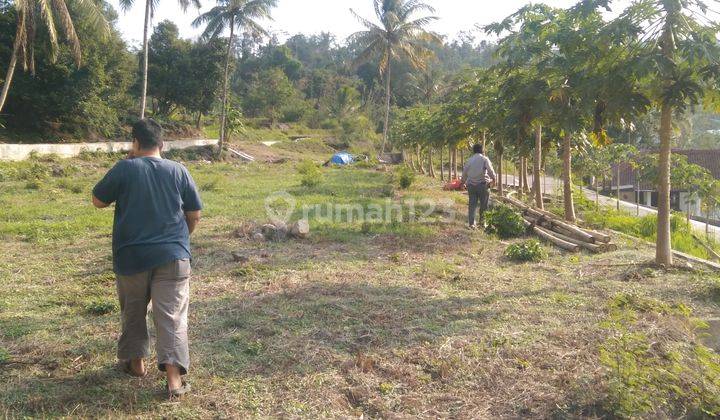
[199,176,222,192]
[57,178,83,193]
[505,239,547,262]
[84,298,117,315]
[297,160,322,188]
[395,166,415,189]
[485,204,526,239]
[25,180,42,190]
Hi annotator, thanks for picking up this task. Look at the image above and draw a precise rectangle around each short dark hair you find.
[472,144,483,154]
[132,119,163,150]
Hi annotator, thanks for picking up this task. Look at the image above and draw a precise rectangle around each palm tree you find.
[119,0,200,119]
[0,0,108,112]
[193,0,276,159]
[349,0,440,154]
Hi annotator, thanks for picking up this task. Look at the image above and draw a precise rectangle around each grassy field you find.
[2,151,720,418]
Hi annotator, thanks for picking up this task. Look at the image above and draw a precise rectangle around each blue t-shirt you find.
[92,157,202,275]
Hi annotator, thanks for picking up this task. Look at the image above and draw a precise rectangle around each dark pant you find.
[468,182,489,227]
[115,259,191,374]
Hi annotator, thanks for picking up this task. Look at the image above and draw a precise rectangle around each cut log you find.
[290,219,310,239]
[500,194,615,250]
[580,228,611,244]
[545,228,603,253]
[533,226,580,252]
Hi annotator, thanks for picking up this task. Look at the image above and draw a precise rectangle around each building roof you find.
[611,149,720,191]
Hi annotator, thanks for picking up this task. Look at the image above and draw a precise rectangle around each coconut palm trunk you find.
[0,12,27,113]
[381,55,391,154]
[217,16,235,159]
[139,0,151,119]
[533,124,543,209]
[563,132,575,222]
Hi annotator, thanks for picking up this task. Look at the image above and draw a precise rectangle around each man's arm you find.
[461,161,470,184]
[485,156,497,184]
[92,195,111,208]
[185,210,201,234]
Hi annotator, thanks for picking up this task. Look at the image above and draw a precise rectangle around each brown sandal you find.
[120,360,147,378]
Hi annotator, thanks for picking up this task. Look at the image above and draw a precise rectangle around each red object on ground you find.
[443,179,465,191]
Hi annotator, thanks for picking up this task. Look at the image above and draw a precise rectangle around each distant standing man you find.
[92,119,202,398]
[462,144,497,229]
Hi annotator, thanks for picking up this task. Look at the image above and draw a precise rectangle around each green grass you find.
[1,153,720,418]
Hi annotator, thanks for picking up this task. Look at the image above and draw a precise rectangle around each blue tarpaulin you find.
[330,152,354,165]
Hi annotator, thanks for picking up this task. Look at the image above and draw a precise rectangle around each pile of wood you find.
[495,195,617,253]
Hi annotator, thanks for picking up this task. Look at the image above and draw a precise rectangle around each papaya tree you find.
[616,0,720,265]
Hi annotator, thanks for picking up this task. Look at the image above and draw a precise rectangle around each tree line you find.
[0,0,493,149]
[390,0,720,266]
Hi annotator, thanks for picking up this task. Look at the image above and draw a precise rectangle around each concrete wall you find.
[0,139,218,161]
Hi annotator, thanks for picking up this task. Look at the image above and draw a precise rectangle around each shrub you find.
[395,166,415,189]
[485,204,526,238]
[297,160,322,188]
[199,176,222,192]
[600,293,720,417]
[505,239,547,262]
[25,180,42,190]
[57,178,83,193]
[84,298,117,315]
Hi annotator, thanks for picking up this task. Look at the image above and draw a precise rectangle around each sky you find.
[107,0,623,49]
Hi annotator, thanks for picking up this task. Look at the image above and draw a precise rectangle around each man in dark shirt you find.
[92,119,202,398]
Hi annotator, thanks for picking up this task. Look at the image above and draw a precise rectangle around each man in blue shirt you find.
[92,119,202,398]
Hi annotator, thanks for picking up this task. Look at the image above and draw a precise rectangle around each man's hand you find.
[92,195,110,208]
[185,210,201,235]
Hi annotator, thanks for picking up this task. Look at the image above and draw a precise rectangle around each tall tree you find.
[119,0,200,119]
[193,0,277,159]
[487,5,557,209]
[618,0,720,265]
[349,0,440,153]
[0,0,108,112]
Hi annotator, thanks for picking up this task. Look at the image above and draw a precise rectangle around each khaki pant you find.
[467,182,490,227]
[115,259,191,374]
